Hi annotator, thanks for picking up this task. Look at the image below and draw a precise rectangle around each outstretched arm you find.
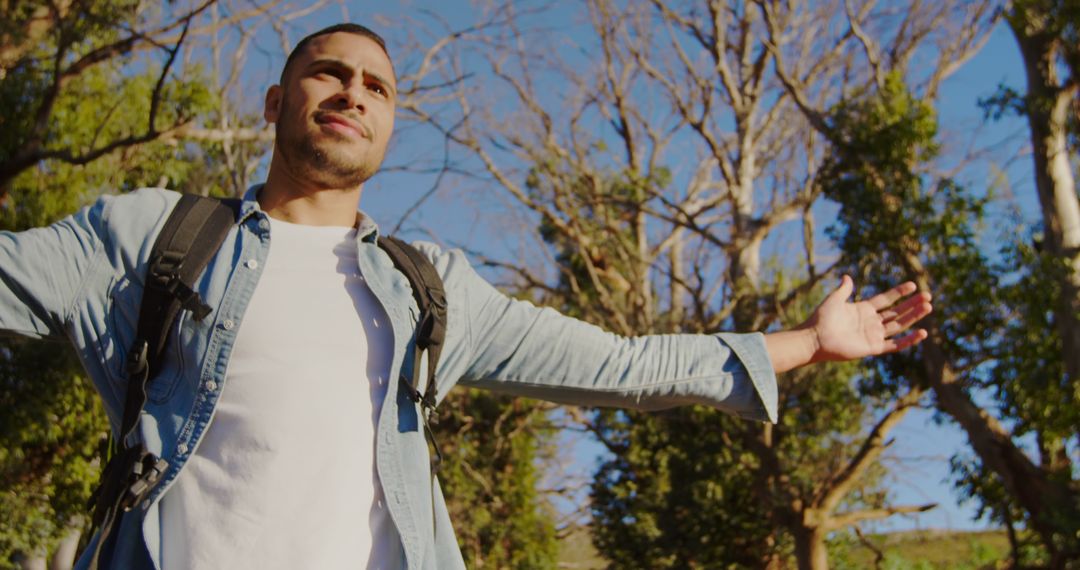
[764,275,932,374]
[0,203,106,340]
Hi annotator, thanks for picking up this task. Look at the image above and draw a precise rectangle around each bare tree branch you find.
[826,503,938,530]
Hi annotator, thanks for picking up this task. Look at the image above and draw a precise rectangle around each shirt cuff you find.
[716,332,778,423]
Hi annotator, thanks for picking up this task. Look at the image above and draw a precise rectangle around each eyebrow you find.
[306,57,397,98]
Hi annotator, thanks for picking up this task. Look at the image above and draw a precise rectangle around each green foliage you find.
[0,0,218,194]
[436,389,558,569]
[993,236,1078,444]
[0,2,223,564]
[1,59,217,229]
[822,69,1080,561]
[949,229,1080,562]
[589,407,777,569]
[0,341,106,568]
[978,83,1027,122]
[822,72,997,379]
[0,0,142,156]
[528,162,667,327]
[830,529,1011,570]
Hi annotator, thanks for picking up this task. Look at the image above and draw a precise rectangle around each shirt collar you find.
[239,184,264,223]
[241,183,381,242]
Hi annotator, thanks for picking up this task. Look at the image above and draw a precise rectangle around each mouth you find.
[314,112,369,140]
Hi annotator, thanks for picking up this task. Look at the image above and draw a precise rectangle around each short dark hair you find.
[280,23,392,83]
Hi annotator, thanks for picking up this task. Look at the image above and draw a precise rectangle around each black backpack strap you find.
[377,236,447,409]
[377,235,449,532]
[120,194,239,444]
[88,193,238,570]
[376,236,448,469]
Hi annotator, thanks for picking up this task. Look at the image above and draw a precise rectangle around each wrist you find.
[763,326,820,374]
[798,321,823,364]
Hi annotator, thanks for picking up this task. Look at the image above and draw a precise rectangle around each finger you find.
[883,301,933,336]
[883,295,933,334]
[828,275,855,304]
[880,291,932,324]
[867,281,919,310]
[880,328,928,354]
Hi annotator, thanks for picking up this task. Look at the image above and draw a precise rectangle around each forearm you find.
[0,196,113,339]
[763,326,820,374]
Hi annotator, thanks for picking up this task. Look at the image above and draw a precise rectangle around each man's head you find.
[264,24,397,190]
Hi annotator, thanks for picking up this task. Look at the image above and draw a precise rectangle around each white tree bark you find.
[48,523,82,570]
[1010,13,1080,384]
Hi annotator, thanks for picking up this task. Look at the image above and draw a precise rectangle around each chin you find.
[280,132,379,185]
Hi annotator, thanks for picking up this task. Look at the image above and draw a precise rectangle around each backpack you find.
[85,193,447,569]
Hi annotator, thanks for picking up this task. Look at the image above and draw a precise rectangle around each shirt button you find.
[206,380,218,391]
[222,319,235,330]
[245,259,258,270]
[177,443,189,455]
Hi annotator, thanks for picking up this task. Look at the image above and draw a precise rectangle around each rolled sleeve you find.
[715,332,778,423]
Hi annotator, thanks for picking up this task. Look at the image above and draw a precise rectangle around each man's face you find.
[264,32,397,189]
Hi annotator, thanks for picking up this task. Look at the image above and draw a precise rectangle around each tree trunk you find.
[49,521,82,570]
[792,522,829,570]
[889,242,1078,560]
[920,338,1072,560]
[12,552,46,570]
[1010,13,1080,385]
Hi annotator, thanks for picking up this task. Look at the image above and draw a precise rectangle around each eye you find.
[314,68,345,81]
[367,81,388,97]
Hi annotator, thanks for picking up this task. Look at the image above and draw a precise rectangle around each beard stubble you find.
[275,104,384,189]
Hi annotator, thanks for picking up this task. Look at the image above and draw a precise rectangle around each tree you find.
[0,0,302,198]
[436,390,558,569]
[767,0,1080,564]
[950,230,1080,566]
[0,341,104,570]
[803,47,1080,570]
[931,2,1080,563]
[0,5,216,565]
[409,1,994,567]
[1005,0,1080,389]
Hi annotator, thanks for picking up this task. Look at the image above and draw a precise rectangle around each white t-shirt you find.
[161,217,402,569]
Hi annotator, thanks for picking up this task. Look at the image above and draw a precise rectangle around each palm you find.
[807,276,932,362]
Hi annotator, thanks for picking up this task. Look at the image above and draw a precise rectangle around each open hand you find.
[806,275,932,363]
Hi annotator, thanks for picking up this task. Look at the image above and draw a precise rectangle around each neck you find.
[259,156,363,227]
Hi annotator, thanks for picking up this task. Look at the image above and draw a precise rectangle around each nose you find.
[334,82,366,114]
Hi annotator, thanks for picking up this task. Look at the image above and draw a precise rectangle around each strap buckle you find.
[148,252,213,320]
[402,373,439,421]
[119,448,169,512]
[88,445,169,527]
[147,251,184,287]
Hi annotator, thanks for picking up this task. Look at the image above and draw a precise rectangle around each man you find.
[0,23,932,569]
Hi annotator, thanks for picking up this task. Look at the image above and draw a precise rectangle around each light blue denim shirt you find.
[0,187,777,569]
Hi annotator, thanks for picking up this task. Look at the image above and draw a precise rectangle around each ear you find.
[264,85,282,123]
